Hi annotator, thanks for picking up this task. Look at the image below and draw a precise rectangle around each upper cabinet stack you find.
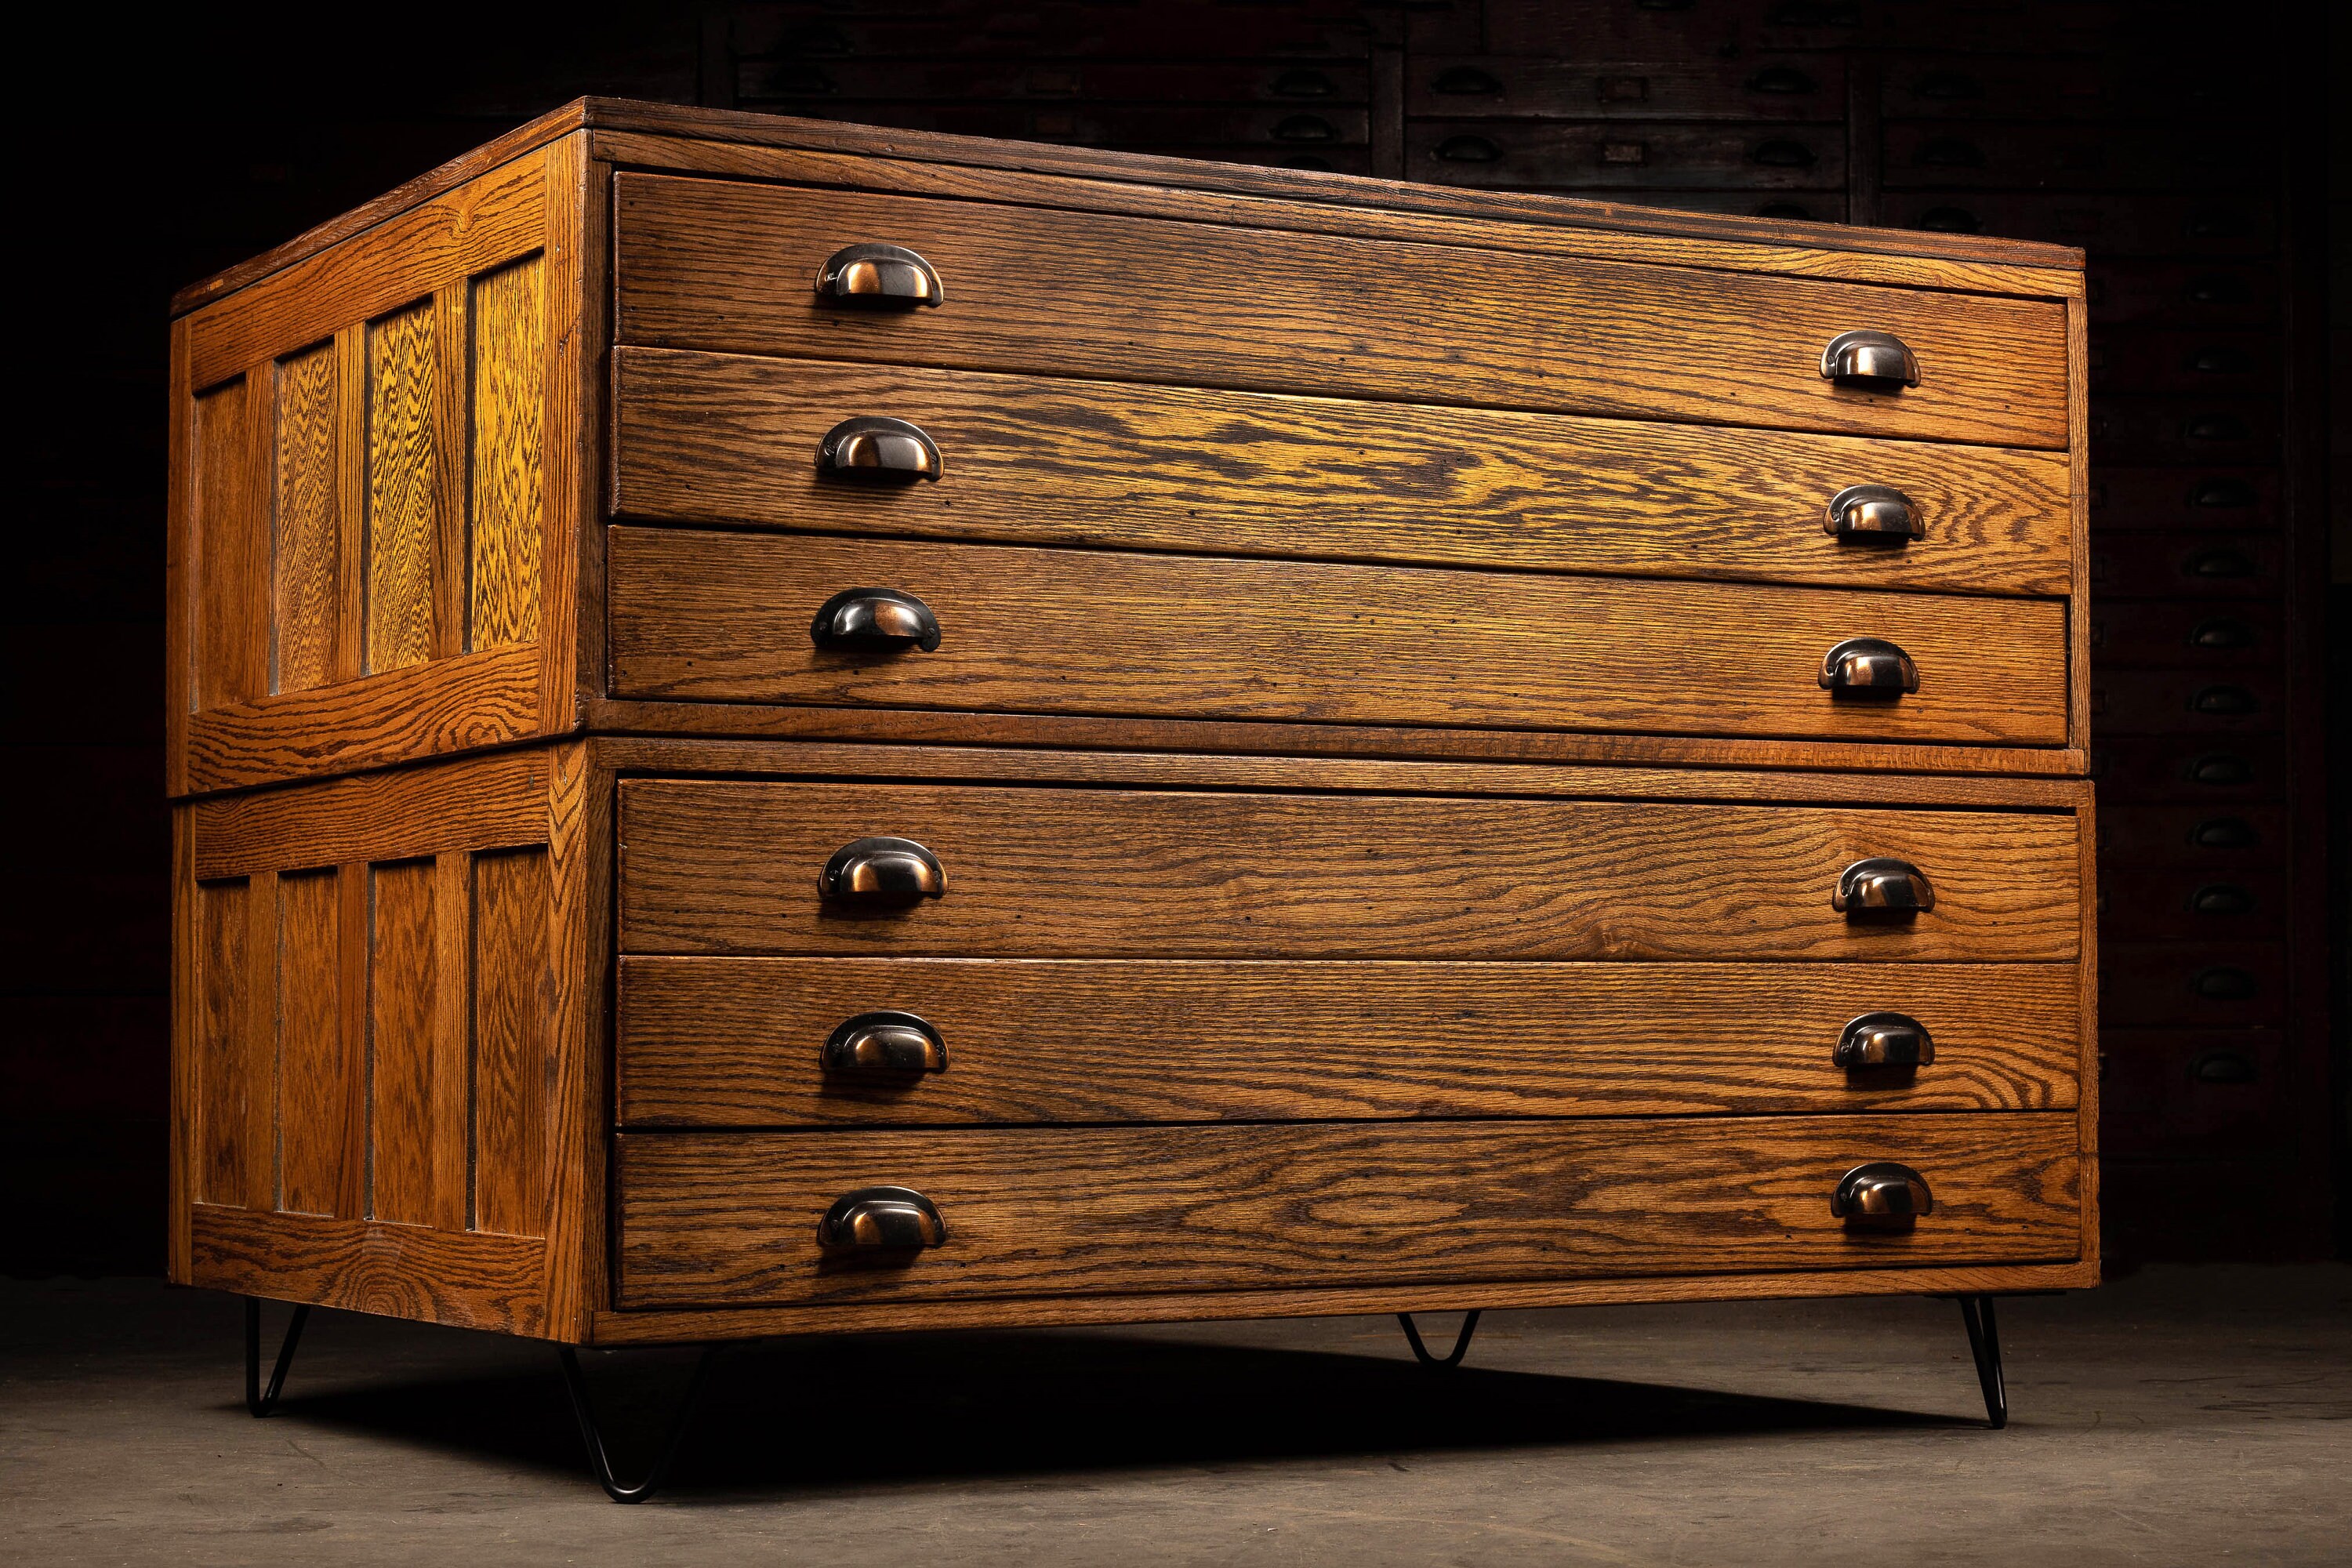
[167,100,2089,799]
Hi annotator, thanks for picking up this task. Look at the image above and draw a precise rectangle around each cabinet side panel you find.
[176,749,589,1338]
[193,377,267,710]
[470,256,546,651]
[272,342,341,694]
[365,303,441,676]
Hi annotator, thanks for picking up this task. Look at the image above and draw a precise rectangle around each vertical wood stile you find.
[365,301,440,674]
[469,256,546,652]
[431,851,474,1232]
[248,870,279,1210]
[473,848,550,1236]
[272,342,341,693]
[167,813,196,1271]
[537,740,596,1337]
[166,321,194,796]
[432,283,471,661]
[332,326,368,684]
[539,133,589,733]
[276,868,345,1214]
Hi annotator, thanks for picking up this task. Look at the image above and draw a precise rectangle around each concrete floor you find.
[4,1267,2347,1566]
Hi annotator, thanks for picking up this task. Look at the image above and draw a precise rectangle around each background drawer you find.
[613,173,2069,448]
[612,348,2074,597]
[614,1112,2085,1308]
[616,958,2082,1126]
[617,779,2082,961]
[608,529,2072,747]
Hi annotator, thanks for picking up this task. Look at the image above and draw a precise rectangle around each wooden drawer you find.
[612,349,2073,597]
[613,1112,2085,1307]
[617,957,2082,1127]
[608,529,2071,748]
[612,173,2068,448]
[618,779,2081,961]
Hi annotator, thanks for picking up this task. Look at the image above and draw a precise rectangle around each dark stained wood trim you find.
[174,96,2082,317]
[190,1205,552,1337]
[583,1258,2100,1345]
[191,748,550,880]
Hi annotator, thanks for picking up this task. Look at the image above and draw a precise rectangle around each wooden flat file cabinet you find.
[167,99,2096,1486]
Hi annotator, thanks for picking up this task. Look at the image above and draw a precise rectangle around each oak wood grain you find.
[618,957,2080,1126]
[615,1112,2083,1307]
[189,1205,550,1337]
[536,740,604,1338]
[472,847,550,1238]
[589,736,2092,811]
[367,858,441,1227]
[618,779,2081,961]
[470,255,546,651]
[271,341,340,693]
[586,122,2084,297]
[614,174,2068,448]
[276,869,347,1215]
[365,300,439,675]
[192,747,547,880]
[612,349,2074,597]
[194,376,267,710]
[587,702,2091,782]
[183,643,543,797]
[608,528,2071,748]
[185,154,544,392]
[193,876,262,1208]
[589,1257,2100,1344]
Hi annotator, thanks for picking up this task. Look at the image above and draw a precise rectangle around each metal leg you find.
[557,1346,716,1504]
[1397,1310,1483,1370]
[245,1298,310,1417]
[1956,1294,2009,1429]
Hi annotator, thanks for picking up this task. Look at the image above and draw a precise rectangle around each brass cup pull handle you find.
[810,588,942,653]
[821,837,946,903]
[818,1185,946,1249]
[1835,1011,1936,1067]
[1819,636,1919,695]
[1824,485,1924,542]
[1820,329,1921,389]
[1831,1162,1934,1225]
[818,416,942,482]
[1834,857,1936,916]
[815,242,944,307]
[822,1011,948,1073]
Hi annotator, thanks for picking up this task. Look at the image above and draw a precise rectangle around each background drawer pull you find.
[815,241,944,307]
[818,416,943,482]
[817,1185,946,1249]
[1820,329,1921,389]
[1824,485,1924,543]
[1831,1162,1934,1225]
[1835,1012,1936,1068]
[810,588,942,653]
[820,837,947,903]
[1834,857,1936,916]
[1819,637,1920,695]
[822,1011,948,1074]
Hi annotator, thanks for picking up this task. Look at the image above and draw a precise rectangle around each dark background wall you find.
[10,1,2342,1276]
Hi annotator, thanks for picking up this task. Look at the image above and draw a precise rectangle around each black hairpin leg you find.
[245,1298,311,1417]
[557,1345,717,1504]
[1955,1294,2008,1429]
[1397,1310,1482,1370]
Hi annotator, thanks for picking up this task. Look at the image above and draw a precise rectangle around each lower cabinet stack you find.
[167,103,2098,1355]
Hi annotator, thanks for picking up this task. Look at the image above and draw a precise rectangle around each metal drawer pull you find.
[1824,485,1924,543]
[818,1186,946,1249]
[815,242,944,307]
[810,588,942,653]
[1819,637,1919,695]
[818,416,942,482]
[1835,1012,1936,1068]
[1834,857,1936,916]
[821,837,946,903]
[822,1011,948,1074]
[1832,1163,1933,1226]
[1820,329,1921,389]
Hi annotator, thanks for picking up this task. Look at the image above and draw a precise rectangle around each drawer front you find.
[618,780,2082,961]
[613,174,2069,448]
[608,529,2072,748]
[612,349,2074,597]
[614,1112,2085,1307]
[618,957,2082,1126]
